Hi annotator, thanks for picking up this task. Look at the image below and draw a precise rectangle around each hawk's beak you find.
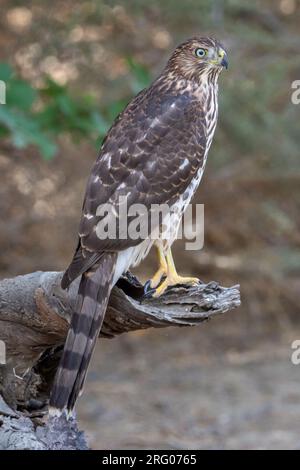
[219,50,228,69]
[221,54,228,69]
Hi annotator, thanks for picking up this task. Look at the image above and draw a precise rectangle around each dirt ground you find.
[78,323,300,450]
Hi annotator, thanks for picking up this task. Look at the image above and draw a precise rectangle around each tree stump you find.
[0,271,240,449]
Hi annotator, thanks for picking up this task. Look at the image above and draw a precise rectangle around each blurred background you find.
[0,0,300,449]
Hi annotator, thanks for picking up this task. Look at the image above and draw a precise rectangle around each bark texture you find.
[0,270,240,449]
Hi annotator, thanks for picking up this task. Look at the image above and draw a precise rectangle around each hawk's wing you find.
[63,86,207,287]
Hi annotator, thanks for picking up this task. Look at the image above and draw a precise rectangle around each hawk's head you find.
[167,36,228,82]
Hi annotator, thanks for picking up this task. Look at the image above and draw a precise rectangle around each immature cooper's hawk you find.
[50,36,228,413]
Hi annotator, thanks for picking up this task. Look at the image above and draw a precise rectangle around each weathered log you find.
[0,270,240,449]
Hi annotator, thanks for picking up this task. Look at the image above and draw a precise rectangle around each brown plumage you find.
[49,36,228,413]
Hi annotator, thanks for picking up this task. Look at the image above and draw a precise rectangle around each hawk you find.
[50,36,228,413]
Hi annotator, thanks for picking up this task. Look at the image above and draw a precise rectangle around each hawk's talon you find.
[143,273,167,299]
[143,279,152,293]
[143,280,157,298]
[149,268,167,289]
[152,275,200,298]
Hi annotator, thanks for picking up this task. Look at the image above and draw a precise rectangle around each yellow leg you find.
[153,248,199,297]
[149,243,168,288]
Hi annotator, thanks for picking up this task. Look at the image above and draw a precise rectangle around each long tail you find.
[49,252,117,413]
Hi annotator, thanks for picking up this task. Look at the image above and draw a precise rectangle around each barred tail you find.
[49,252,116,413]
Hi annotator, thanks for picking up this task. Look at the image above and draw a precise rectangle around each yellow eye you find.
[195,48,207,58]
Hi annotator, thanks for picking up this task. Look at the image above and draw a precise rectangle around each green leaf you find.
[0,106,57,159]
[7,79,37,111]
[0,63,13,81]
[126,56,151,94]
[91,111,110,136]
[41,77,66,97]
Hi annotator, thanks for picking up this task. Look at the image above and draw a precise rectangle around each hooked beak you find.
[221,53,229,69]
[218,49,228,69]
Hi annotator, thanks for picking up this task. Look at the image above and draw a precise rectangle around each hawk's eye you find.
[195,48,207,58]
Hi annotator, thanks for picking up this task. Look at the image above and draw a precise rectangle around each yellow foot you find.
[152,275,200,297]
[146,242,168,289]
[149,267,167,289]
